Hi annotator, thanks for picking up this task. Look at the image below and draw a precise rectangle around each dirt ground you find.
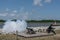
[0,30,60,40]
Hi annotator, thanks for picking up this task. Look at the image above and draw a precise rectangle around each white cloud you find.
[10,13,16,16]
[0,8,30,20]
[33,0,52,6]
[22,12,29,20]
[0,9,17,17]
[13,10,17,13]
[20,7,24,12]
[45,0,52,3]
[18,11,29,20]
[6,8,9,11]
[0,13,8,16]
[33,0,43,6]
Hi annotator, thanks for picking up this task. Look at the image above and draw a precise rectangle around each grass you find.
[0,34,60,40]
[0,30,60,40]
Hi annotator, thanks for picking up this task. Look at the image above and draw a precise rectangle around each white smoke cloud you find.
[33,0,52,6]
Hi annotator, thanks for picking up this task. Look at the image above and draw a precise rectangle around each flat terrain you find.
[0,30,60,40]
[0,34,60,40]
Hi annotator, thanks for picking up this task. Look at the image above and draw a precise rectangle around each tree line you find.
[0,19,60,23]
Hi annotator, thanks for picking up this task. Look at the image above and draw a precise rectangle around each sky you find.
[0,0,60,20]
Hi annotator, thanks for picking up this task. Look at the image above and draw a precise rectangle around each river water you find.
[0,22,60,30]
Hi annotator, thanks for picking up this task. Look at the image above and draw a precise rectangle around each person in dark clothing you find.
[26,28,36,34]
[47,24,56,35]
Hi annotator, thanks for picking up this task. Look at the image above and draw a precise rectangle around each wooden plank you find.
[17,32,54,38]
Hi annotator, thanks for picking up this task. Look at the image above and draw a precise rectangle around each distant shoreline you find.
[0,19,60,23]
